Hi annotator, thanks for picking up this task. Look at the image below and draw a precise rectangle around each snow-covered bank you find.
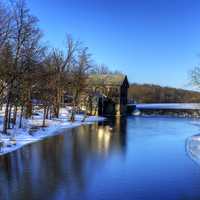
[186,135,200,166]
[133,103,200,118]
[136,103,200,110]
[0,108,105,156]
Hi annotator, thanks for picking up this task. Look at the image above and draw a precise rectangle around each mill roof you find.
[88,74,129,86]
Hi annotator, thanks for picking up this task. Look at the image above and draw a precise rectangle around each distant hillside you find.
[128,83,200,103]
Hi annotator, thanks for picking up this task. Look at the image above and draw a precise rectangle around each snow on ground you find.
[135,103,200,110]
[0,107,105,156]
[186,134,200,166]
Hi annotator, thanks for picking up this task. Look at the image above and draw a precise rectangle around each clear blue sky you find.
[27,0,200,89]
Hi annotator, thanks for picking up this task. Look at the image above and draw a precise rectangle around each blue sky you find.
[27,0,200,89]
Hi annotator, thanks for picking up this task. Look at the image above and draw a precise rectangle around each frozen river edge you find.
[186,134,200,165]
[0,115,105,156]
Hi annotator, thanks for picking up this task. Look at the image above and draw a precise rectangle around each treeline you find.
[128,83,200,103]
[0,0,113,134]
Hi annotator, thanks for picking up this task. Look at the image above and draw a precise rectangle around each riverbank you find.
[133,103,200,118]
[135,110,200,118]
[186,134,200,165]
[0,108,105,156]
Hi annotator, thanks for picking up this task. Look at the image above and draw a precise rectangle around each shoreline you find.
[1,112,199,157]
[133,112,200,119]
[0,115,105,156]
[186,134,200,166]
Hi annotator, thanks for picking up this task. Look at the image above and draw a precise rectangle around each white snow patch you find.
[136,103,200,110]
[186,135,200,165]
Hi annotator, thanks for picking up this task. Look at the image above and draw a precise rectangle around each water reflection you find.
[0,117,127,200]
[2,117,200,200]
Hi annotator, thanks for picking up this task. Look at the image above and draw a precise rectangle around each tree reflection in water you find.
[0,117,127,200]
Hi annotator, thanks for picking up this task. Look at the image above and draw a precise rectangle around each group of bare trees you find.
[0,0,42,133]
[0,0,101,134]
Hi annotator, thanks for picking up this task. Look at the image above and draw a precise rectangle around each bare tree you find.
[190,67,200,90]
[91,64,110,74]
[70,47,92,111]
[0,2,11,50]
[0,0,108,133]
[51,35,79,118]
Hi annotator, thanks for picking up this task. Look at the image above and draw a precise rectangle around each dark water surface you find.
[1,116,200,200]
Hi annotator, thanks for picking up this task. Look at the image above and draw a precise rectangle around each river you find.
[0,116,200,200]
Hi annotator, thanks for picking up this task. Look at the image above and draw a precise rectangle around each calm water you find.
[1,116,200,200]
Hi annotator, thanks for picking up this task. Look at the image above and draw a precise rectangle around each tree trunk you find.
[25,89,32,118]
[8,104,12,129]
[46,105,50,119]
[19,106,24,128]
[25,100,32,119]
[3,95,10,134]
[13,105,18,127]
[88,96,93,115]
[70,110,75,122]
[42,106,47,127]
[53,88,61,118]
[0,103,2,111]
[53,102,59,118]
[49,106,52,120]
